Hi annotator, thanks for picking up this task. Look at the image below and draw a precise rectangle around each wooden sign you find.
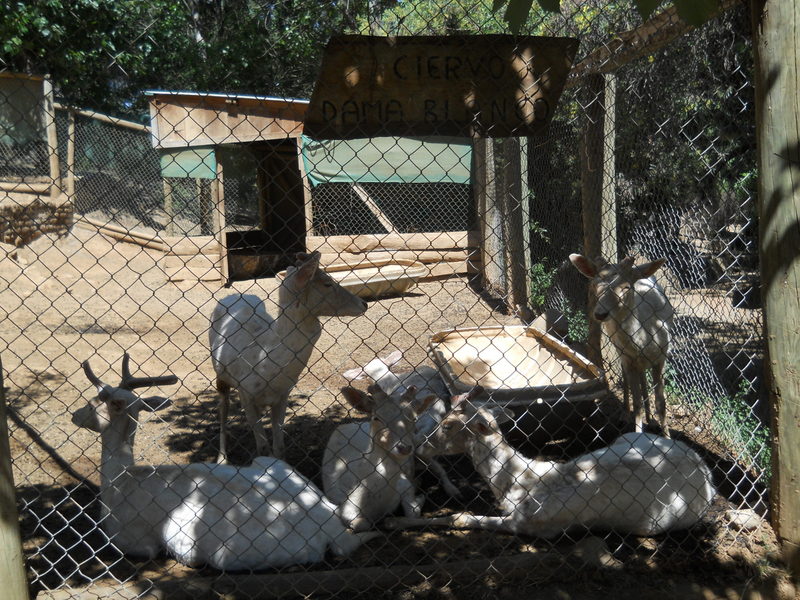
[304,35,579,139]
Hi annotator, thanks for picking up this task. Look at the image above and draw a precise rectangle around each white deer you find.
[569,254,674,436]
[209,251,368,462]
[322,384,436,531]
[72,355,376,570]
[386,387,716,538]
[343,351,462,498]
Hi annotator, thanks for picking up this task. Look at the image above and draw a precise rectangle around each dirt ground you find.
[0,228,793,599]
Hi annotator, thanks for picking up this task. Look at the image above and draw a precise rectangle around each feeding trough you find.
[429,325,609,444]
[277,258,427,299]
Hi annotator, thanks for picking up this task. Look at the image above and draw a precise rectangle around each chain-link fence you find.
[0,1,781,599]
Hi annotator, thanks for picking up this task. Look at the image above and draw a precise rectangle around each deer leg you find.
[270,396,289,459]
[626,363,645,433]
[216,379,231,464]
[242,394,270,458]
[420,456,462,498]
[653,361,669,438]
[384,512,515,533]
[397,470,423,518]
[640,369,652,428]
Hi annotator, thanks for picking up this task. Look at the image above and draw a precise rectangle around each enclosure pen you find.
[1,0,798,598]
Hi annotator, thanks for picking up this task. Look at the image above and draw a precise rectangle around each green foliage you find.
[492,0,721,32]
[559,298,588,343]
[664,368,771,482]
[529,261,554,313]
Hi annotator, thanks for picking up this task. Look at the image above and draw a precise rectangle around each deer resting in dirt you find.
[210,251,368,462]
[72,355,376,570]
[569,254,674,436]
[343,350,463,498]
[386,387,716,538]
[322,383,436,531]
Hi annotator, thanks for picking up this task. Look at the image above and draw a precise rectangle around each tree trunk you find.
[751,0,800,577]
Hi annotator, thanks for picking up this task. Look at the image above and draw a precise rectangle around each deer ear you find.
[341,386,374,413]
[412,394,438,415]
[634,257,667,280]
[569,254,597,279]
[139,396,172,412]
[290,252,320,289]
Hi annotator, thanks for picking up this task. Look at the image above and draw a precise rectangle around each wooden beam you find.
[752,0,800,577]
[42,76,61,199]
[54,102,151,132]
[306,231,478,254]
[66,110,76,200]
[580,73,618,370]
[211,161,228,282]
[568,0,743,83]
[351,183,398,234]
[0,355,32,600]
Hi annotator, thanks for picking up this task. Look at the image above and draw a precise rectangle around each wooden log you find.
[74,218,166,252]
[0,181,51,194]
[318,249,476,266]
[752,0,800,577]
[0,355,32,600]
[36,551,564,600]
[307,231,479,254]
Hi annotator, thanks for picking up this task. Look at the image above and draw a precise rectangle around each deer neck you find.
[467,432,529,502]
[98,415,138,496]
[274,298,323,350]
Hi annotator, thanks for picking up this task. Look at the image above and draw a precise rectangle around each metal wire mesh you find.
[0,2,779,599]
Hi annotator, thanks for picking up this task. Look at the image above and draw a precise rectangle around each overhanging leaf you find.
[504,0,535,34]
[674,0,719,26]
[634,0,662,22]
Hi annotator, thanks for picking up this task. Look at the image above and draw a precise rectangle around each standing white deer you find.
[342,351,462,498]
[210,251,368,462]
[73,355,376,570]
[322,384,436,531]
[569,254,674,436]
[386,387,716,538]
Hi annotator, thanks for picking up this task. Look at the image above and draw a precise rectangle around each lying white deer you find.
[73,355,376,570]
[386,387,716,538]
[569,254,674,436]
[210,251,368,462]
[343,351,462,497]
[322,384,436,531]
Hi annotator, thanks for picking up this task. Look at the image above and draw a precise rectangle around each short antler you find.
[82,360,103,388]
[120,353,179,390]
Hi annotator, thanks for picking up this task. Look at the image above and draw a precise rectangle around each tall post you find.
[751,0,800,576]
[42,76,61,199]
[580,73,618,368]
[0,356,31,600]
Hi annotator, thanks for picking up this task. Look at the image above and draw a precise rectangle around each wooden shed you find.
[147,90,480,283]
[0,73,70,247]
[146,90,311,281]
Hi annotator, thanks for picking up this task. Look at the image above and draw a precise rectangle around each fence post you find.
[580,73,618,369]
[751,0,800,577]
[0,356,31,600]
